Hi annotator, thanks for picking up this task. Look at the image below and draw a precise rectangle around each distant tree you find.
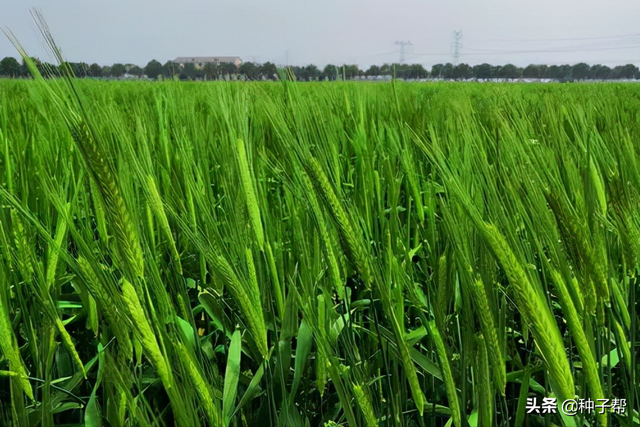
[611,64,639,79]
[538,65,549,78]
[219,62,237,77]
[162,61,179,79]
[128,65,143,77]
[304,64,321,81]
[472,63,493,79]
[441,63,454,79]
[365,65,381,76]
[408,64,428,79]
[322,64,338,80]
[379,63,393,76]
[110,63,126,78]
[343,64,361,79]
[88,63,102,77]
[239,62,260,80]
[67,62,88,77]
[452,63,472,80]
[101,65,111,77]
[0,57,21,77]
[201,62,218,80]
[178,62,194,80]
[260,62,277,80]
[522,64,541,78]
[572,62,591,80]
[431,63,444,78]
[547,65,562,79]
[548,64,572,80]
[144,60,164,79]
[589,64,611,80]
[497,64,521,79]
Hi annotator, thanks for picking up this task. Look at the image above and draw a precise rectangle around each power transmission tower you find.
[452,31,463,65]
[394,41,412,63]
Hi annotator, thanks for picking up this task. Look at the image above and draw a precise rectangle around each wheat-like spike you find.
[211,255,268,357]
[174,340,222,427]
[146,175,182,275]
[475,334,493,427]
[353,384,378,427]
[480,223,575,402]
[316,294,328,396]
[236,138,265,251]
[121,279,172,388]
[77,257,133,359]
[548,267,606,426]
[54,316,86,378]
[45,203,69,292]
[0,276,33,399]
[428,320,462,427]
[265,241,284,319]
[435,254,448,329]
[545,192,609,307]
[70,124,145,282]
[88,177,109,245]
[470,277,506,394]
[623,212,640,267]
[301,170,345,298]
[589,158,607,218]
[245,248,261,308]
[304,157,371,285]
[7,22,145,285]
[10,210,34,283]
[401,150,425,223]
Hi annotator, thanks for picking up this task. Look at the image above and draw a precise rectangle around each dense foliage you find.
[0,73,639,426]
[1,55,639,81]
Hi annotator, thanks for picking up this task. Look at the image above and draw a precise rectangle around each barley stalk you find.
[146,175,182,275]
[475,334,493,427]
[548,267,605,426]
[211,255,268,357]
[353,384,378,427]
[0,277,33,399]
[480,222,575,402]
[470,277,506,394]
[427,320,461,427]
[301,170,345,298]
[77,256,133,359]
[121,278,172,388]
[175,340,221,427]
[304,156,371,285]
[236,138,265,251]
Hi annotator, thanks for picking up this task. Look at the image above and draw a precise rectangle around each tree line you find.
[1,56,638,81]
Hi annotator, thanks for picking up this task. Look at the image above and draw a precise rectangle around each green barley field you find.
[0,51,639,426]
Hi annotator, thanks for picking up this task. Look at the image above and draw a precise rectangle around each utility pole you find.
[394,41,412,64]
[452,31,463,65]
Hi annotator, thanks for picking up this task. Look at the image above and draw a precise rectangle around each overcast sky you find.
[1,0,638,69]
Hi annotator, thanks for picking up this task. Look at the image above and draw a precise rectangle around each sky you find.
[1,0,639,70]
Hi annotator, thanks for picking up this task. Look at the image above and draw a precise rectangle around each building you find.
[173,56,242,69]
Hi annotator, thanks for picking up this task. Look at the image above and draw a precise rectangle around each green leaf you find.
[291,319,313,396]
[223,329,242,426]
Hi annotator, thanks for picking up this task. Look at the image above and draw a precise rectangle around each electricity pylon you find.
[452,31,463,65]
[394,41,412,63]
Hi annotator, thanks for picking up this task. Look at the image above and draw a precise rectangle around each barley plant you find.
[0,17,638,427]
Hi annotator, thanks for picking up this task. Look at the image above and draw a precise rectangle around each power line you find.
[462,44,640,55]
[406,42,640,58]
[475,33,640,43]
